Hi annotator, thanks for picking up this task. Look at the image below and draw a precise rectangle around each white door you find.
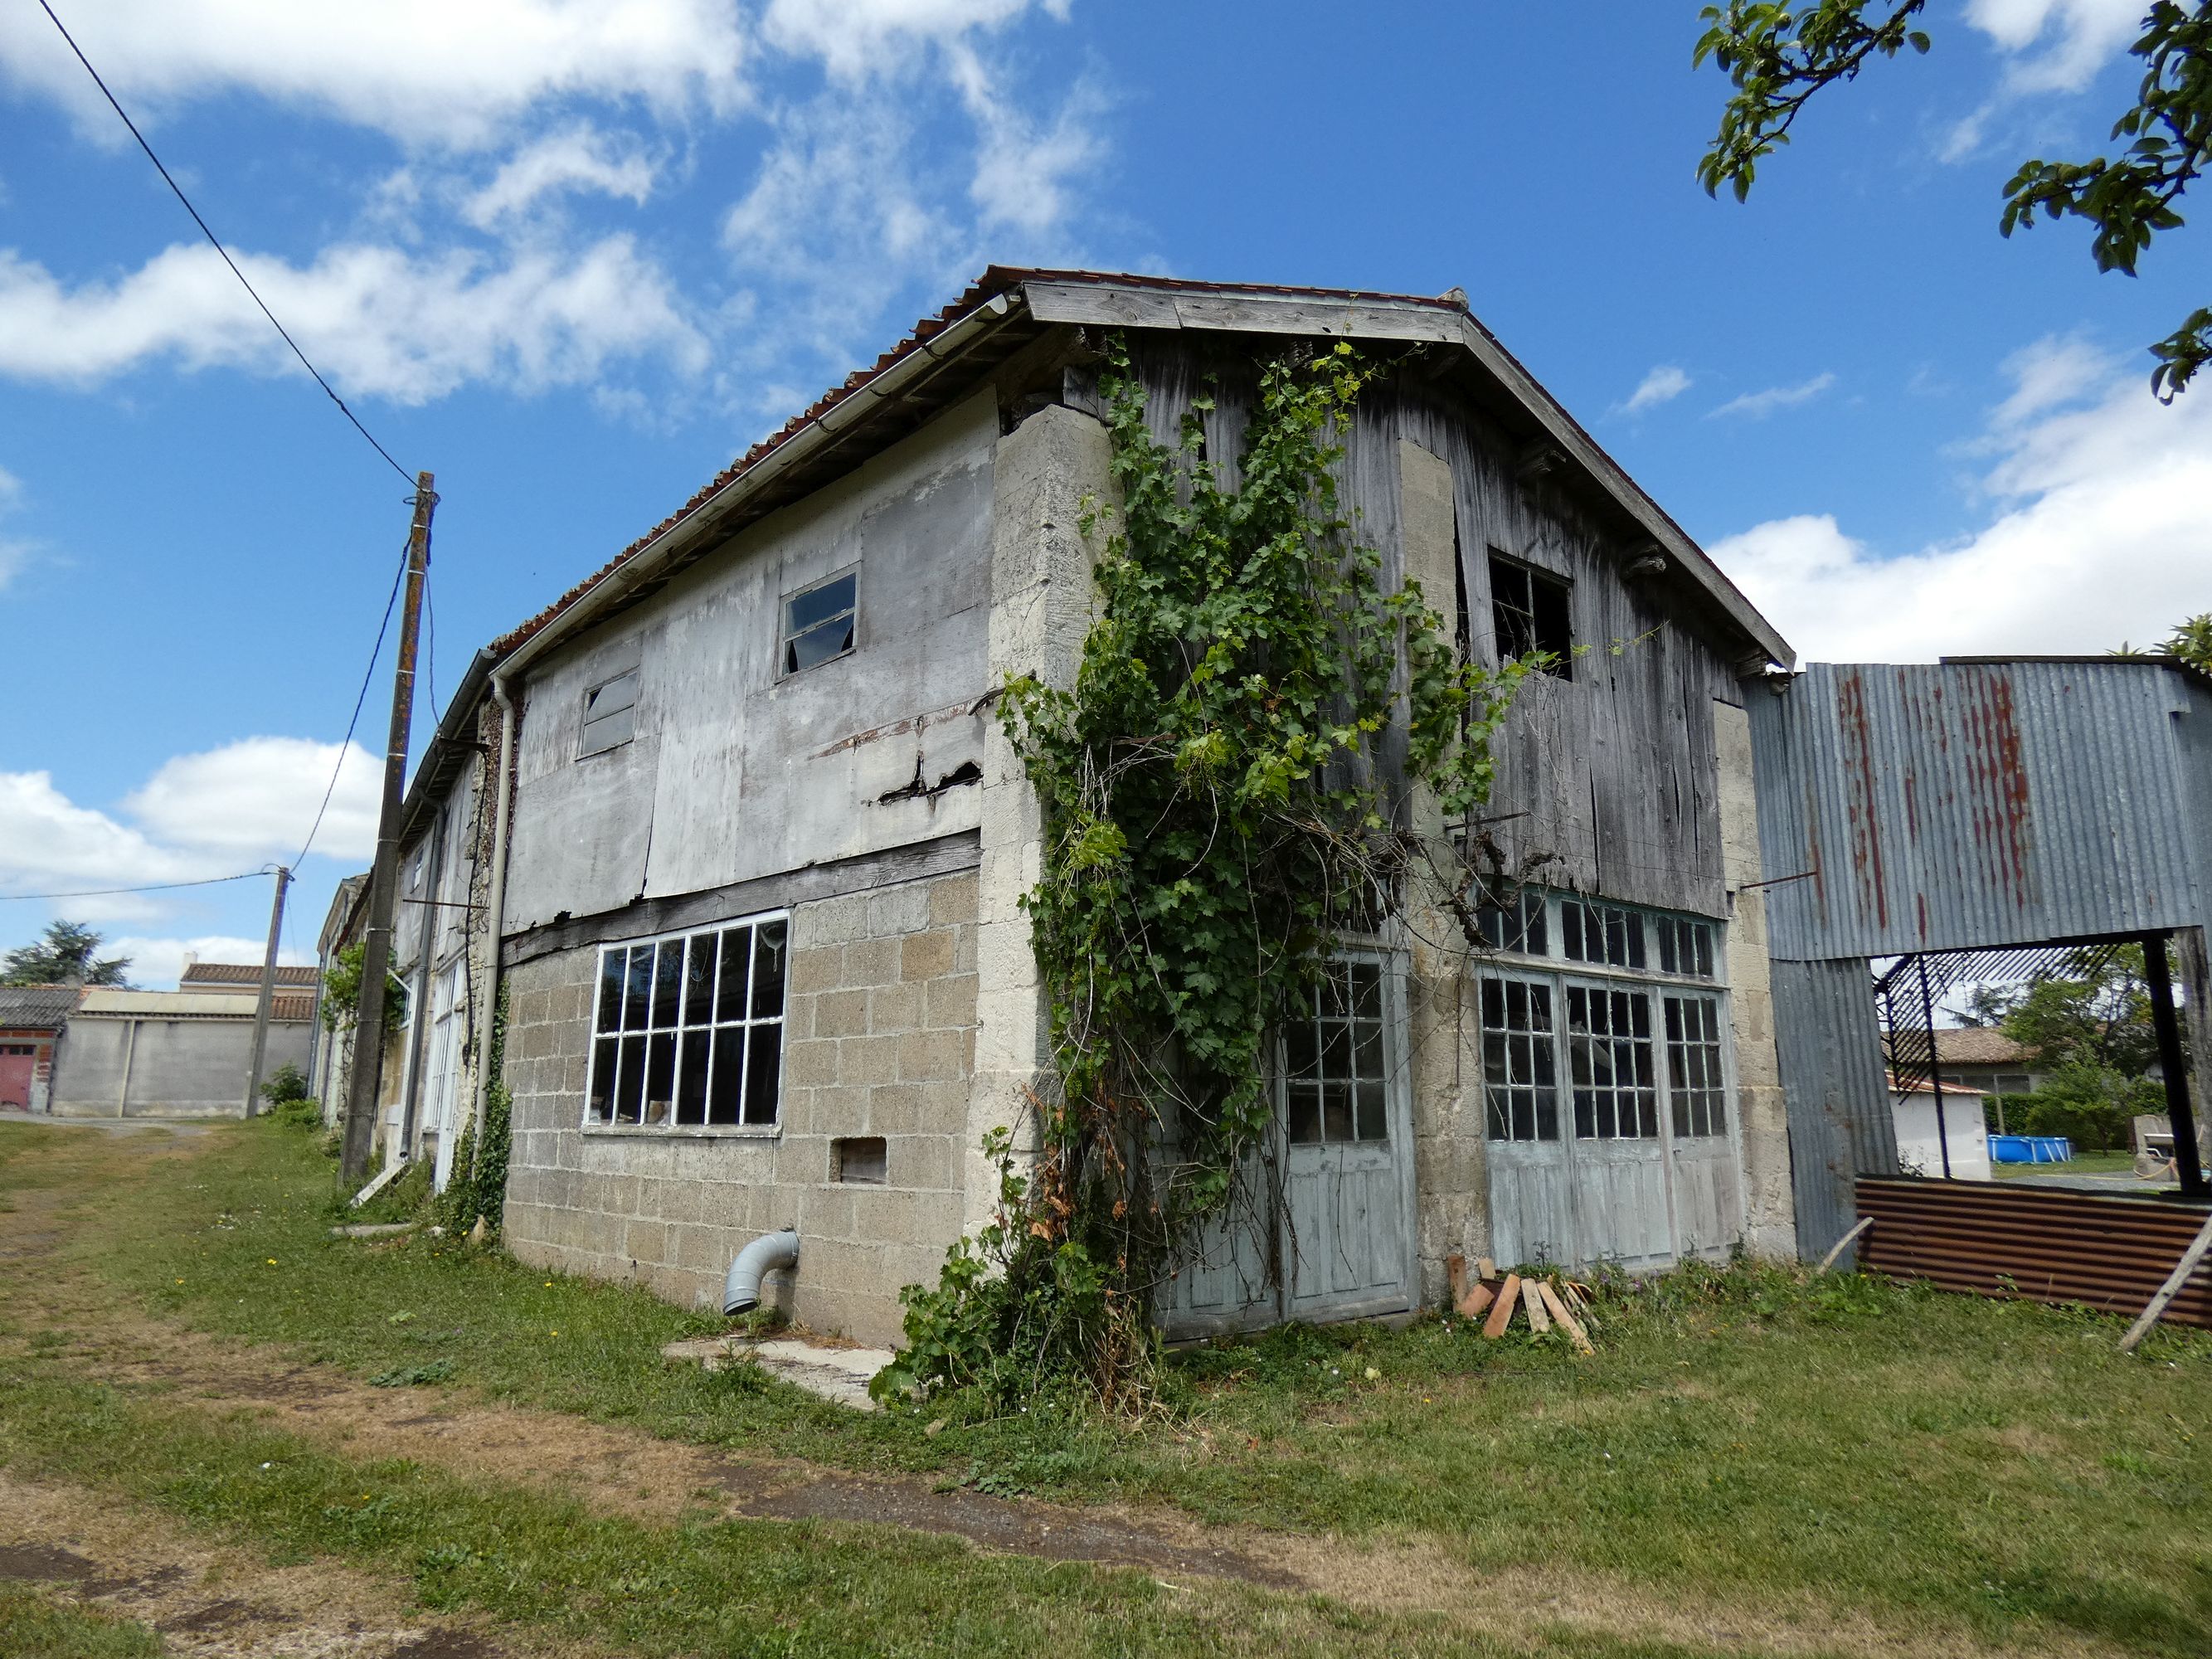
[1279,956,1416,1321]
[1163,953,1417,1333]
[1660,991,1741,1259]
[425,964,465,1189]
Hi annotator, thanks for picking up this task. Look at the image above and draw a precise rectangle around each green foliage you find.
[2162,611,2212,670]
[872,1126,1131,1408]
[259,1061,321,1130]
[1969,944,2160,1078]
[2011,1061,2164,1152]
[894,338,1539,1404]
[0,918,131,986]
[431,983,511,1236]
[1696,1,2212,398]
[368,1356,457,1387]
[319,941,407,1032]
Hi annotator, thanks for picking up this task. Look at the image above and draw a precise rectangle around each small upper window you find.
[580,669,639,757]
[1489,552,1572,677]
[781,571,858,674]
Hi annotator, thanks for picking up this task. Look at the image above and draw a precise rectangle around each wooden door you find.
[1561,980,1676,1269]
[1660,991,1742,1259]
[1280,956,1416,1322]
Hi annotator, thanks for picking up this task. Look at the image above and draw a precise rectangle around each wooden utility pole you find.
[340,472,436,1185]
[242,864,291,1116]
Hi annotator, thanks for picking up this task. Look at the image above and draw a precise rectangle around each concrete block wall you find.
[500,864,980,1345]
[1715,698,1797,1259]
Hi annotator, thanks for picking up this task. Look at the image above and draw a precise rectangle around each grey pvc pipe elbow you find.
[722,1227,799,1316]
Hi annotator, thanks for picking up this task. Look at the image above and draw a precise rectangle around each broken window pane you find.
[1487,551,1572,678]
[780,571,858,674]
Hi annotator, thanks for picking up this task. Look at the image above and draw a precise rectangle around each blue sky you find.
[1,0,2205,985]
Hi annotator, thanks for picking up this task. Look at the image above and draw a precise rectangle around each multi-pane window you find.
[1665,995,1727,1137]
[1562,898,1646,970]
[586,916,787,1129]
[580,669,639,757]
[1488,552,1573,677]
[781,571,858,674]
[1480,893,1732,1150]
[1284,960,1388,1143]
[1655,916,1714,978]
[1480,977,1558,1141]
[1476,888,1548,956]
[1569,985,1657,1139]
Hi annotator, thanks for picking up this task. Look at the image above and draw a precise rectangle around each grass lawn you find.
[3,1117,2209,1658]
[1992,1151,2145,1180]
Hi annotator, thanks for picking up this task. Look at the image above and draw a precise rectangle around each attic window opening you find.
[580,669,639,757]
[1488,551,1572,678]
[782,570,858,674]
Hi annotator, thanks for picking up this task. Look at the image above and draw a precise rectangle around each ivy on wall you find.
[879,337,1545,1407]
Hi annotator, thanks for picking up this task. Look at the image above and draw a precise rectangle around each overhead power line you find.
[0,872,267,903]
[293,540,410,869]
[36,0,415,486]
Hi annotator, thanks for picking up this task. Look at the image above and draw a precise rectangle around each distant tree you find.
[0,920,131,987]
[1695,2,2212,399]
[1970,946,2170,1151]
[2162,611,2212,670]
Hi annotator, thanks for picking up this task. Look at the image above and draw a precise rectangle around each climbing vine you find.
[879,337,1544,1408]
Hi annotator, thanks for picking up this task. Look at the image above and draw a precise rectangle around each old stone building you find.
[337,270,1803,1346]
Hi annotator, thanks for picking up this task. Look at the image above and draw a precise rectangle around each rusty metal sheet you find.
[1750,660,2208,961]
[1857,1176,2212,1327]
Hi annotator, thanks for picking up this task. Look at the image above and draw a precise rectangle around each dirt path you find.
[0,1471,618,1658]
[0,1122,2142,1659]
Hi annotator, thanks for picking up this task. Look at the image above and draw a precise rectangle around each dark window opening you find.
[834,1136,888,1185]
[1488,551,1573,677]
[781,570,858,674]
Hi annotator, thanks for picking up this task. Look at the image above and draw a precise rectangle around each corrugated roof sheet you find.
[1751,659,2210,960]
[0,985,80,1029]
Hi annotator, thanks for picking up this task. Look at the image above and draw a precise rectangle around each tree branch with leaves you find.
[1696,1,2212,399]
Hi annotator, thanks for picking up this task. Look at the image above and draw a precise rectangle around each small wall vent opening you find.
[834,1136,887,1185]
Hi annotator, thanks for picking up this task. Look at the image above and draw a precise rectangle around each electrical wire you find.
[293,542,407,869]
[36,0,415,487]
[0,872,266,903]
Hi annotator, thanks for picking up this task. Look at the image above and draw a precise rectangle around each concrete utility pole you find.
[341,471,437,1185]
[242,864,291,1116]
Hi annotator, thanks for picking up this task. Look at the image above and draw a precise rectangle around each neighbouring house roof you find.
[75,989,314,1021]
[0,985,80,1032]
[178,963,319,991]
[485,267,1794,688]
[1895,1028,2035,1067]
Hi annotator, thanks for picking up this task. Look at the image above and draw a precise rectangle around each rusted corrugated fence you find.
[1857,1177,2212,1328]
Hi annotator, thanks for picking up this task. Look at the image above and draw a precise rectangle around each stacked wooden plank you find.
[1446,1252,1596,1355]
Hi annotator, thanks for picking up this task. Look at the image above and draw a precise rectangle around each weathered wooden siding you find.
[504,391,999,934]
[1121,338,1739,917]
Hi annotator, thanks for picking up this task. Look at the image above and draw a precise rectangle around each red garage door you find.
[0,1044,35,1108]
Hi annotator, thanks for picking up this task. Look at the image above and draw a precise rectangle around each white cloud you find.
[0,735,377,926]
[0,0,752,150]
[762,0,1065,80]
[462,125,660,227]
[108,934,313,991]
[946,42,1103,235]
[0,462,24,591]
[1709,338,2212,662]
[1709,372,1837,420]
[1618,364,1692,417]
[1963,0,2144,93]
[0,237,707,402]
[125,737,380,862]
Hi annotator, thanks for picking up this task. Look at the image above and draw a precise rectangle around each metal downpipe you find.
[722,1228,799,1316]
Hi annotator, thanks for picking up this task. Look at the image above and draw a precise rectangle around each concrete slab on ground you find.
[663,1335,892,1411]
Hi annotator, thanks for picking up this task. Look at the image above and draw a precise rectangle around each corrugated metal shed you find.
[1750,659,2211,961]
[1771,958,1898,1262]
